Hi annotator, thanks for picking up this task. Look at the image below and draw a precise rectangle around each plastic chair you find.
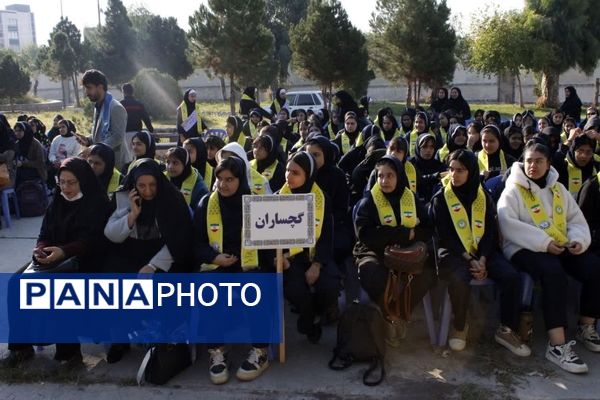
[0,187,20,228]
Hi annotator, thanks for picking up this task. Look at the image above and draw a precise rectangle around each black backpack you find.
[329,302,386,386]
[17,180,48,217]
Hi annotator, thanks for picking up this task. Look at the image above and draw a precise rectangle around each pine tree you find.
[0,52,31,108]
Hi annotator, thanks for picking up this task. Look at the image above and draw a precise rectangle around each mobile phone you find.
[35,250,48,259]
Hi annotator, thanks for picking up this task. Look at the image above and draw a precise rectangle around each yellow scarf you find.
[566,158,596,197]
[203,162,213,190]
[443,180,487,255]
[164,167,199,206]
[107,168,122,195]
[241,93,254,102]
[327,124,336,140]
[405,161,417,193]
[355,130,383,147]
[438,144,450,162]
[250,159,278,180]
[407,129,420,155]
[280,182,325,260]
[517,183,568,246]
[179,101,203,131]
[340,132,351,155]
[250,168,268,194]
[370,182,417,228]
[478,149,507,173]
[226,131,247,147]
[202,191,258,271]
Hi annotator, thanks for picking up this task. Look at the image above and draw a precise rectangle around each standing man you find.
[76,69,128,169]
[120,83,154,160]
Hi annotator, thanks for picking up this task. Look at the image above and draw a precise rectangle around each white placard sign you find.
[243,194,315,249]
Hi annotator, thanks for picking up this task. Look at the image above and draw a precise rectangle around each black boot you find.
[106,343,130,364]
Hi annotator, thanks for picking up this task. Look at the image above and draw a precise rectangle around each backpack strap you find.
[363,356,385,386]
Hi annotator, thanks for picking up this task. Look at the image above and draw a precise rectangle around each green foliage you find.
[188,0,277,89]
[130,8,193,80]
[90,0,137,84]
[130,68,181,119]
[290,0,371,97]
[0,52,31,104]
[369,0,456,90]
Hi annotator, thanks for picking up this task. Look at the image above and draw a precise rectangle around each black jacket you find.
[121,96,154,132]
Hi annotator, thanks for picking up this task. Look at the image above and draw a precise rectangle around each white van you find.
[285,90,325,113]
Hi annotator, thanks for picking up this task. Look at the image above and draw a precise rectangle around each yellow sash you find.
[226,132,247,147]
[440,127,448,144]
[355,130,383,147]
[179,102,203,132]
[203,162,213,190]
[248,121,259,139]
[407,129,420,155]
[241,93,254,102]
[273,100,281,114]
[370,182,417,228]
[340,131,351,155]
[291,137,305,152]
[280,182,325,260]
[478,149,507,173]
[438,144,450,162]
[250,168,268,195]
[202,191,258,271]
[405,161,417,193]
[443,180,487,255]
[327,124,336,140]
[250,159,278,180]
[517,183,568,246]
[107,168,122,195]
[164,167,199,206]
[566,158,596,197]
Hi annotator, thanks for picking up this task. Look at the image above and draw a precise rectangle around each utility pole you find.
[60,0,63,18]
[97,0,102,28]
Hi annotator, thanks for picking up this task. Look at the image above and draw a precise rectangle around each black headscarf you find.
[447,124,468,153]
[254,134,278,173]
[59,119,76,138]
[561,86,582,121]
[430,88,449,113]
[185,137,208,178]
[167,147,192,189]
[448,149,480,207]
[360,124,382,146]
[132,130,156,159]
[541,126,562,154]
[399,110,414,133]
[380,113,399,141]
[275,88,286,107]
[226,115,244,142]
[334,90,360,120]
[215,156,251,210]
[89,143,116,193]
[243,87,256,100]
[121,158,193,265]
[413,133,441,171]
[287,151,316,194]
[502,125,524,160]
[567,135,596,174]
[14,121,34,158]
[0,116,15,153]
[445,87,470,122]
[414,111,430,133]
[375,155,409,206]
[183,89,196,116]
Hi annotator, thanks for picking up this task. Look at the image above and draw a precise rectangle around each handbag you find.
[136,343,192,385]
[382,241,428,322]
[0,163,9,188]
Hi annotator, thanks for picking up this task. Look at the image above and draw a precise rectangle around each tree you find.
[130,8,193,80]
[290,0,370,108]
[369,0,456,107]
[264,0,309,86]
[188,0,276,113]
[90,0,137,85]
[0,52,31,108]
[464,11,533,108]
[523,0,600,107]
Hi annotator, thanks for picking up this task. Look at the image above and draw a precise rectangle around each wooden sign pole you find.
[276,248,285,363]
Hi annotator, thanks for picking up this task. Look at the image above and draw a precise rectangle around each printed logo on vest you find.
[383,214,393,224]
[210,223,220,232]
[451,203,461,212]
[531,204,541,214]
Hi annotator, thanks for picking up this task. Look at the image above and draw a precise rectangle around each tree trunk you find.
[537,70,560,108]
[229,75,236,115]
[406,79,412,108]
[72,73,81,107]
[219,76,227,102]
[61,79,67,109]
[417,80,422,105]
[328,83,333,114]
[413,80,419,107]
[516,72,524,109]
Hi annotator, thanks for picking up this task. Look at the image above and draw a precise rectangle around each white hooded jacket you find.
[497,162,591,259]
[215,142,272,194]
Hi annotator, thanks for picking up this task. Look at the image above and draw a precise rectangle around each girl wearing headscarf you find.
[121,130,157,175]
[225,115,251,152]
[353,155,434,346]
[430,88,449,113]
[437,111,452,143]
[560,86,583,123]
[270,87,288,117]
[332,111,360,157]
[183,137,213,190]
[243,108,264,140]
[27,116,50,150]
[405,111,433,157]
[399,110,415,136]
[0,117,16,188]
[305,135,352,264]
[216,142,272,195]
[553,135,598,198]
[239,87,270,119]
[2,158,111,367]
[380,113,400,143]
[498,141,600,374]
[13,121,47,187]
[477,125,515,182]
[502,125,525,161]
[177,89,207,142]
[333,90,361,126]
[522,110,536,131]
[349,135,387,207]
[437,125,469,163]
[338,124,383,177]
[431,150,529,355]
[88,143,123,201]
[538,116,550,133]
[445,87,471,123]
[48,119,80,167]
[165,147,209,210]
[193,156,273,384]
[250,134,285,192]
[410,133,446,205]
[278,151,339,344]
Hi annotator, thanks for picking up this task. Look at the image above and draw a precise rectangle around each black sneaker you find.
[106,343,130,364]
[236,347,269,381]
[0,347,34,368]
[576,324,600,352]
[208,347,229,385]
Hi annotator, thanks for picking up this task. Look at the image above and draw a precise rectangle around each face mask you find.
[61,191,83,202]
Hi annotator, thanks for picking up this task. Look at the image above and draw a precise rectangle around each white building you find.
[0,4,36,52]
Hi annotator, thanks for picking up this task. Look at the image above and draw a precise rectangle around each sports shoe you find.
[576,324,600,352]
[545,341,588,374]
[449,323,469,351]
[236,347,269,381]
[495,325,531,357]
[208,347,229,384]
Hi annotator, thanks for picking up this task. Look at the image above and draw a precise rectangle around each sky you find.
[1,0,525,46]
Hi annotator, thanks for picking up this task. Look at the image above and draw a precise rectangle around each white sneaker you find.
[208,347,229,384]
[576,324,600,352]
[449,324,468,351]
[236,347,269,381]
[545,341,588,374]
[495,325,531,357]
